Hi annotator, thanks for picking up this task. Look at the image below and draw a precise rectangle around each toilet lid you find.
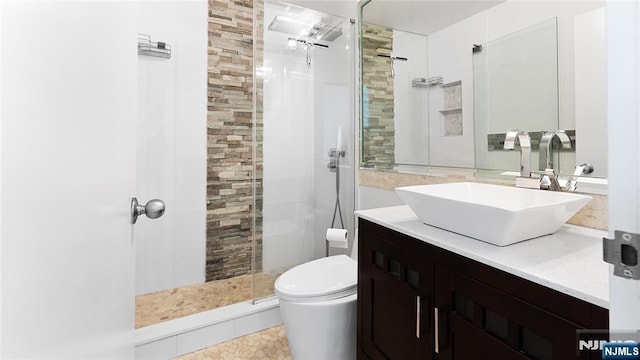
[275,255,357,302]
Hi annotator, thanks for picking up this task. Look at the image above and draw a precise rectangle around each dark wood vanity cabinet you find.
[359,224,433,359]
[357,219,608,360]
[434,263,594,360]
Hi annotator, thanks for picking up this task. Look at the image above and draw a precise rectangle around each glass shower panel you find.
[473,17,559,173]
[134,1,209,328]
[253,1,356,301]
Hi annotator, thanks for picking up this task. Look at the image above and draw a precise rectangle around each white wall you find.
[136,1,207,295]
[485,0,604,133]
[0,4,3,353]
[261,44,317,271]
[1,2,138,357]
[393,30,430,166]
[358,186,403,210]
[262,3,318,271]
[427,12,485,168]
[575,7,607,178]
[474,17,558,172]
[313,24,356,259]
[606,0,640,331]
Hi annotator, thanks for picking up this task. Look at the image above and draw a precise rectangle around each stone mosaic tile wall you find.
[362,24,395,169]
[441,82,463,136]
[207,0,263,281]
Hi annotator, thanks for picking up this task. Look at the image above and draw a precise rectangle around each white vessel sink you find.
[395,182,592,246]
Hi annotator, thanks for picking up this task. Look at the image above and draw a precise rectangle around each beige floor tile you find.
[175,325,291,360]
[136,273,276,328]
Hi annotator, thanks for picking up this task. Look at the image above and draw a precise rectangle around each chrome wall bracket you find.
[138,33,171,59]
[604,230,640,279]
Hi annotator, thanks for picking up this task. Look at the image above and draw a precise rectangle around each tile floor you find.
[175,325,291,360]
[136,273,277,328]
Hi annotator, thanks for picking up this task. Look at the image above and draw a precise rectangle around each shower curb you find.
[135,298,281,359]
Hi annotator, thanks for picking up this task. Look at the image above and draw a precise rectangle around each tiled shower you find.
[135,0,355,329]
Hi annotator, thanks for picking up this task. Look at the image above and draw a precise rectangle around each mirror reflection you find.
[360,0,607,178]
[473,17,559,173]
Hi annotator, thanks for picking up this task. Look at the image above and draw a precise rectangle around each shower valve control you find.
[328,149,345,158]
[328,148,345,172]
[131,197,166,224]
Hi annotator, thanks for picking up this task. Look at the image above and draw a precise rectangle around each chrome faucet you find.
[538,131,572,191]
[503,130,531,177]
[504,130,539,189]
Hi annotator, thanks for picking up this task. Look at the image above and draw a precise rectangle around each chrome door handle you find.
[131,197,165,224]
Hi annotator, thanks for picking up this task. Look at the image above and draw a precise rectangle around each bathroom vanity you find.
[356,206,609,360]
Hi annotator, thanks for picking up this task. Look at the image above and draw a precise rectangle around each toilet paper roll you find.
[326,228,348,249]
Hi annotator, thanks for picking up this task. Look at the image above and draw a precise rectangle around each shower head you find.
[308,22,343,42]
[288,38,329,49]
[268,16,343,43]
[268,16,311,36]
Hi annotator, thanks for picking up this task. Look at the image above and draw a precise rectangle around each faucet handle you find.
[575,163,594,175]
[539,130,572,173]
[556,131,572,150]
[539,173,562,191]
[540,174,552,190]
[504,130,532,178]
[564,163,595,192]
[503,130,531,150]
[503,131,517,150]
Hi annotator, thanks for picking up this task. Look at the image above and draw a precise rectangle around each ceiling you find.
[362,0,505,35]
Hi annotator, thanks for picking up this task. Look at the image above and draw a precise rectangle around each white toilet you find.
[275,253,357,359]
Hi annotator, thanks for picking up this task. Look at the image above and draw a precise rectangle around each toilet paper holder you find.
[326,228,348,248]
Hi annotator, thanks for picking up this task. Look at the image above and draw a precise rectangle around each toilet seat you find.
[275,255,357,303]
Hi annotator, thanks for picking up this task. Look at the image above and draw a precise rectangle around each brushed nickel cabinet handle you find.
[416,296,421,338]
[434,307,439,353]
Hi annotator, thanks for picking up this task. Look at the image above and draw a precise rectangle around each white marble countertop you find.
[356,205,610,309]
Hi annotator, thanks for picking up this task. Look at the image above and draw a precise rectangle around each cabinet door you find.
[434,263,588,360]
[443,315,529,359]
[359,231,432,359]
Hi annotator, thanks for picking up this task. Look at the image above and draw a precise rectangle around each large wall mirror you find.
[360,0,607,179]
